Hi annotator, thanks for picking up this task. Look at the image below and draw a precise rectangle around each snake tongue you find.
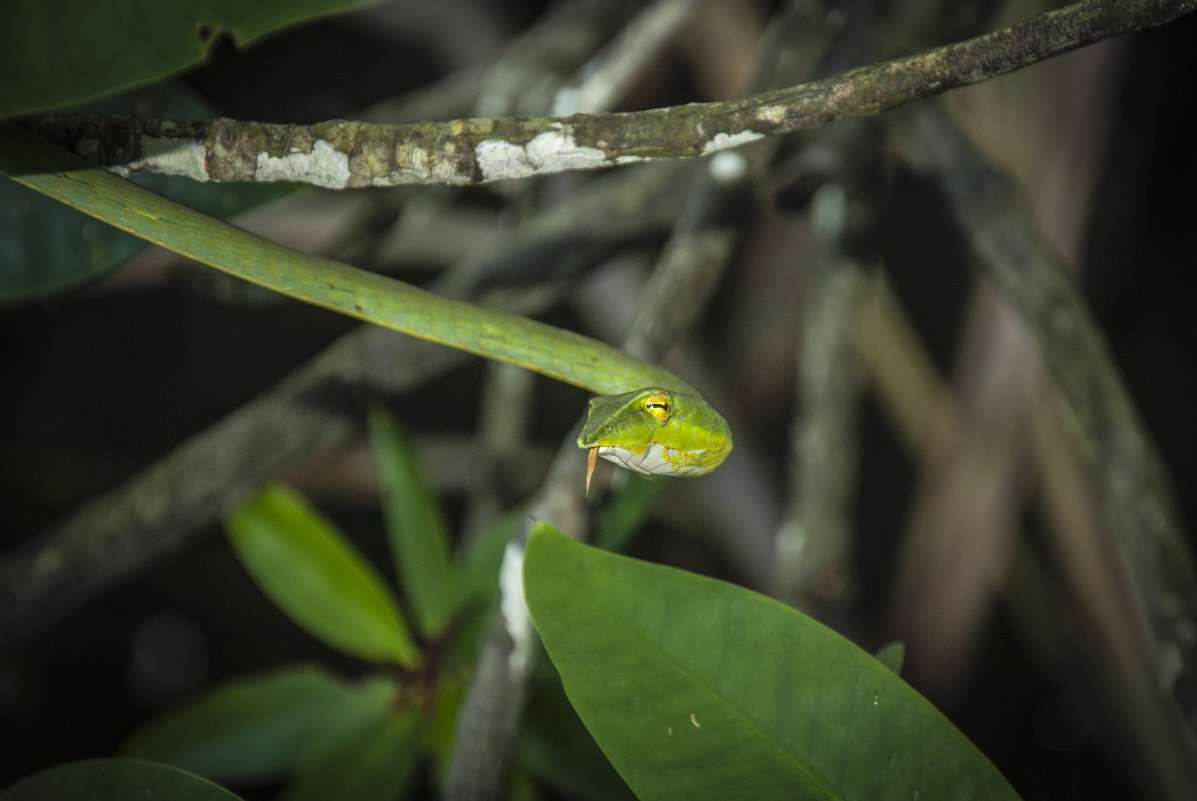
[585,447,598,495]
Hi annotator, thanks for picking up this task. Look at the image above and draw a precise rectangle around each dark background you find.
[2,2,1195,799]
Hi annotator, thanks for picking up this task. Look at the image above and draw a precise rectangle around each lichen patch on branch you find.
[756,105,787,124]
[103,136,210,182]
[254,139,350,188]
[700,130,764,155]
[138,137,209,181]
[475,127,609,181]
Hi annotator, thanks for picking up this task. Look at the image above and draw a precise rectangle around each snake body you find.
[0,122,731,480]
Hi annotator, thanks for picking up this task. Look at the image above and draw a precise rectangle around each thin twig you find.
[551,0,705,115]
[473,0,645,117]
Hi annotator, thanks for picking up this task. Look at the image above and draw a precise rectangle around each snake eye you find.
[644,392,671,420]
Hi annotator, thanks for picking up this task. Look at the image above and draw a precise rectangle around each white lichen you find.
[105,136,209,181]
[475,128,609,181]
[141,136,209,180]
[499,541,533,675]
[255,139,350,188]
[757,104,787,124]
[701,130,764,155]
[406,146,429,178]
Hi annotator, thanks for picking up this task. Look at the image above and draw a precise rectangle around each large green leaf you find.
[226,484,420,668]
[121,664,394,783]
[1,0,382,117]
[0,759,242,801]
[369,409,453,639]
[523,524,1022,801]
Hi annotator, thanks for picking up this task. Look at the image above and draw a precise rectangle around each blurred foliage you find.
[118,411,511,801]
[0,0,384,117]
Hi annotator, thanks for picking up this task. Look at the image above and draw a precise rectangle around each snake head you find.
[577,388,732,485]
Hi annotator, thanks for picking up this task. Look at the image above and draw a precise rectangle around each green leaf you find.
[523,523,1022,801]
[369,409,453,639]
[226,484,419,667]
[0,759,242,801]
[281,709,420,801]
[121,664,394,784]
[0,84,290,305]
[0,0,383,117]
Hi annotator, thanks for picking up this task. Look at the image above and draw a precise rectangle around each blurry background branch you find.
[892,103,1197,792]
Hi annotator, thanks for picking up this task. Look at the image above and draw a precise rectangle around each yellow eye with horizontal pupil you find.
[644,392,672,420]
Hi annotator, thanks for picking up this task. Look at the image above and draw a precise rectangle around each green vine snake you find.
[0,122,731,489]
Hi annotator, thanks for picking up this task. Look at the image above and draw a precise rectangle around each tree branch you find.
[770,121,881,616]
[18,0,1195,188]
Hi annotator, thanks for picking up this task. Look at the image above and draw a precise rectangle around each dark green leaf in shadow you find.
[0,183,139,303]
[226,484,419,667]
[0,84,289,305]
[1,0,385,117]
[0,759,242,801]
[369,409,453,639]
[505,769,542,801]
[280,708,420,801]
[120,664,394,784]
[291,674,400,764]
[523,523,1022,801]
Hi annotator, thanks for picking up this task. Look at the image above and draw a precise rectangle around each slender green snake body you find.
[0,122,731,483]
